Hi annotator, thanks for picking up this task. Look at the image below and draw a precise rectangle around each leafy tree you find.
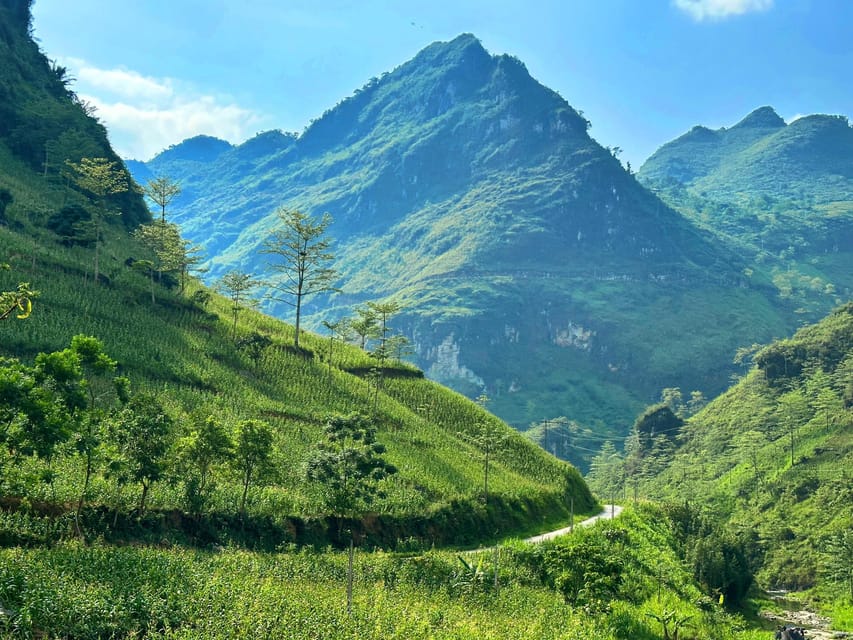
[176,237,206,293]
[110,393,173,514]
[587,440,623,501]
[622,425,644,502]
[237,331,273,368]
[46,203,92,246]
[143,175,181,223]
[133,220,185,289]
[366,300,406,362]
[349,305,379,350]
[67,335,118,535]
[0,357,71,478]
[690,529,753,604]
[178,414,233,512]
[64,157,128,285]
[822,529,853,600]
[322,318,351,372]
[217,271,261,340]
[732,430,768,487]
[777,389,809,466]
[231,419,273,516]
[261,208,337,348]
[305,413,396,522]
[546,533,625,611]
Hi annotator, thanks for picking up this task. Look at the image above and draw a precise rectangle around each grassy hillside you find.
[0,200,592,545]
[0,506,772,639]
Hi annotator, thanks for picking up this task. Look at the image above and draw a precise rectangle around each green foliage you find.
[639,107,853,320]
[647,304,853,607]
[306,413,397,519]
[231,418,273,515]
[0,506,772,639]
[46,203,92,246]
[177,414,234,513]
[109,393,173,514]
[216,270,261,340]
[143,175,181,223]
[822,530,853,601]
[261,207,336,347]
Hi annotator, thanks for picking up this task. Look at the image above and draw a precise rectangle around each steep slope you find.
[0,6,593,546]
[129,36,794,464]
[639,106,853,317]
[0,0,148,229]
[649,303,853,593]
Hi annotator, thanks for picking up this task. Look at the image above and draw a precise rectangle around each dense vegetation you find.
[586,304,853,619]
[2,3,851,637]
[0,506,772,639]
[126,36,799,466]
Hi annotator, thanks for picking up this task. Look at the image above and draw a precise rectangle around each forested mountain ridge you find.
[128,35,797,461]
[0,1,593,551]
[638,106,853,318]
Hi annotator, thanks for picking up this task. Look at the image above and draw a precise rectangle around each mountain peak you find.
[731,106,785,130]
[408,32,492,72]
[152,135,233,164]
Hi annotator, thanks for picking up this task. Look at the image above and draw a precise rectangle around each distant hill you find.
[128,36,796,465]
[640,106,853,204]
[638,106,853,318]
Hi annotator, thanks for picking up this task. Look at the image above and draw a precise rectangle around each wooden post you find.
[493,543,500,595]
[347,532,354,615]
[570,497,574,533]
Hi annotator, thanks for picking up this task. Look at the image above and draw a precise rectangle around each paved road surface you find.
[524,504,624,544]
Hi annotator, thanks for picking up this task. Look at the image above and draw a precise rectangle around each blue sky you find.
[31,0,853,167]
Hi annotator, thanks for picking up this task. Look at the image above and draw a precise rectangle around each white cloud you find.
[673,0,773,21]
[60,58,267,160]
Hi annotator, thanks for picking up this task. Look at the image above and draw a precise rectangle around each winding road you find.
[524,504,624,544]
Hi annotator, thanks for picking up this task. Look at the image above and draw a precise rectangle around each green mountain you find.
[128,36,795,465]
[0,3,591,548]
[638,106,853,317]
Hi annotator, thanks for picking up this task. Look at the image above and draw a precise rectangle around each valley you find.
[0,0,851,637]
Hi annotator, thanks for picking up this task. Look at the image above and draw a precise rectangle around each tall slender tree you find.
[217,271,261,340]
[143,176,181,223]
[459,394,507,503]
[64,157,128,285]
[261,208,337,348]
